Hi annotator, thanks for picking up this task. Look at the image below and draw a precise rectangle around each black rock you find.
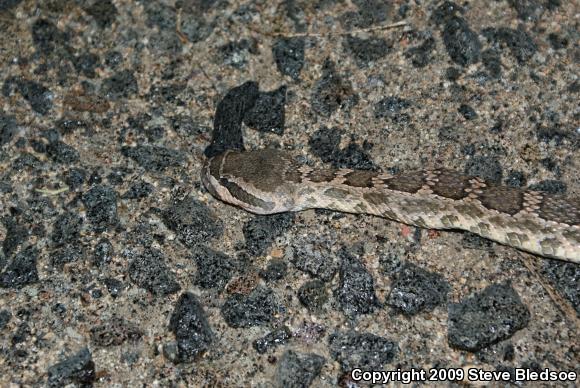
[243,86,287,135]
[51,212,83,246]
[310,59,358,117]
[221,286,283,328]
[161,197,223,248]
[102,70,138,100]
[275,350,325,388]
[334,247,380,317]
[46,347,95,387]
[128,248,180,296]
[168,292,214,362]
[344,35,390,67]
[442,17,481,66]
[448,283,530,351]
[122,145,184,171]
[386,262,450,315]
[191,245,236,291]
[298,280,328,311]
[243,213,294,256]
[329,331,397,371]
[81,185,118,232]
[253,326,291,354]
[272,37,305,80]
[0,246,39,288]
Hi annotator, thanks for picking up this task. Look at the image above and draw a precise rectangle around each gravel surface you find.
[0,0,578,386]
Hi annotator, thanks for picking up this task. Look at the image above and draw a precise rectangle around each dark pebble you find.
[344,35,390,67]
[128,248,180,296]
[105,50,123,68]
[482,27,537,63]
[442,17,481,66]
[310,59,358,118]
[12,153,41,171]
[329,331,397,371]
[505,170,526,188]
[340,0,390,29]
[461,232,495,251]
[50,244,84,268]
[0,0,22,11]
[243,86,287,135]
[56,119,88,135]
[333,247,380,317]
[219,38,258,69]
[168,292,214,362]
[73,52,100,78]
[405,37,436,68]
[46,140,79,164]
[541,260,580,315]
[243,213,294,257]
[4,78,53,115]
[102,277,124,298]
[64,168,86,190]
[482,49,502,78]
[253,326,292,354]
[0,309,11,330]
[191,245,236,291]
[445,66,462,81]
[46,347,95,387]
[0,113,18,145]
[122,181,153,199]
[431,1,462,24]
[291,242,337,282]
[121,145,184,171]
[272,37,305,80]
[83,0,118,28]
[508,0,543,21]
[93,238,113,267]
[102,70,138,100]
[51,212,83,246]
[309,126,377,171]
[81,185,118,232]
[161,197,223,248]
[448,282,530,351]
[528,180,566,194]
[2,217,29,257]
[0,246,39,288]
[275,350,325,388]
[374,96,411,121]
[548,33,569,50]
[31,18,64,54]
[387,262,450,315]
[169,292,214,361]
[259,259,288,282]
[297,279,328,311]
[458,104,477,120]
[221,286,283,328]
[464,156,503,184]
[90,316,143,346]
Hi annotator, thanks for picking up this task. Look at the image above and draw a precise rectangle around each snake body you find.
[202,149,580,264]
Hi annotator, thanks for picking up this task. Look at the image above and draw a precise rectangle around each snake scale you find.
[202,149,580,264]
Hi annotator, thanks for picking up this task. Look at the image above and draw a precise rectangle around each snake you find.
[202,149,580,264]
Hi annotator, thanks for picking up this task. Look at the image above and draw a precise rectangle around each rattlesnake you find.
[202,149,580,263]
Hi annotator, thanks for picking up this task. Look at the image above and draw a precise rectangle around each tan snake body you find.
[202,149,580,264]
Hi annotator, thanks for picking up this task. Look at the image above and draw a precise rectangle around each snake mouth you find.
[201,159,221,200]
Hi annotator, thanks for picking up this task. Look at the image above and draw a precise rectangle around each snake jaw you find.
[202,152,288,215]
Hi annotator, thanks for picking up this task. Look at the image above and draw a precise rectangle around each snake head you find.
[202,149,300,214]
